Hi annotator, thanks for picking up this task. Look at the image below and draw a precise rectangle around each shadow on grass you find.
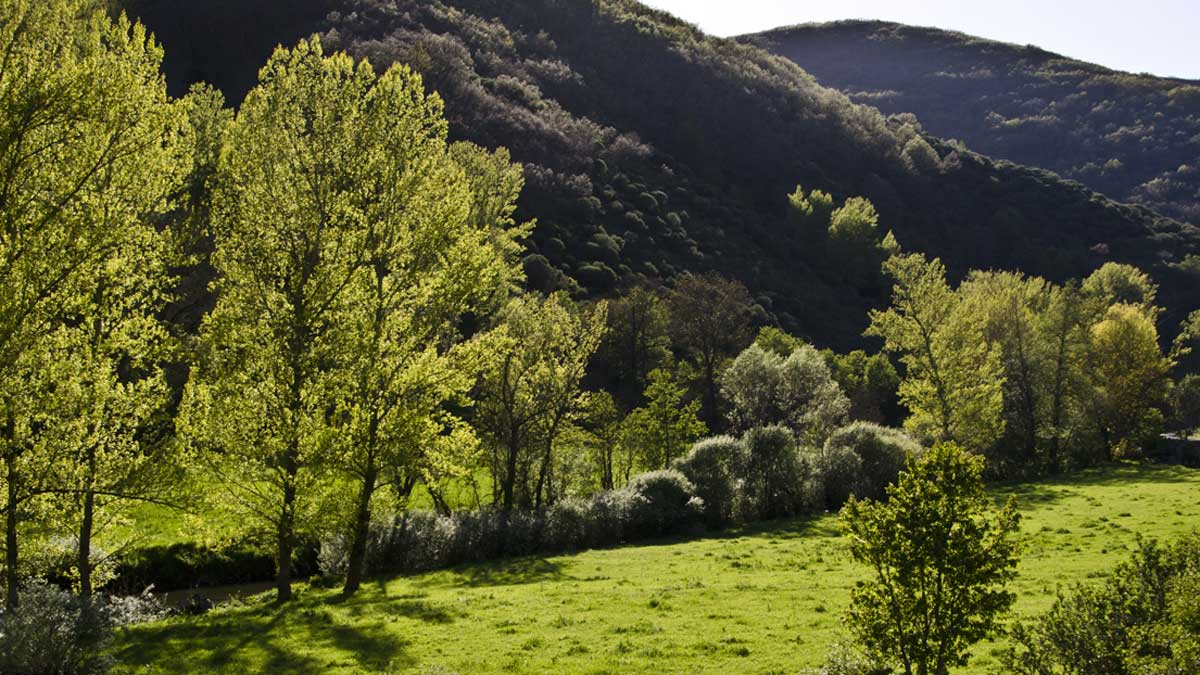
[114,594,417,674]
[992,462,1198,507]
[413,556,569,590]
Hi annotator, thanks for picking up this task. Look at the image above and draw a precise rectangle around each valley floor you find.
[113,463,1200,674]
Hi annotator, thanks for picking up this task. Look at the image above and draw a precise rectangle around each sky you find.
[640,0,1200,80]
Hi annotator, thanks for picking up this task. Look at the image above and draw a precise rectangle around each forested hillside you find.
[121,0,1200,347]
[749,20,1200,224]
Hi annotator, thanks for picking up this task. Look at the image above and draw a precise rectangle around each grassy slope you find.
[112,464,1200,674]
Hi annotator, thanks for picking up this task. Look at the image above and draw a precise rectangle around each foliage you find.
[0,0,188,608]
[475,294,607,511]
[621,368,707,471]
[823,349,903,426]
[1004,533,1200,675]
[822,423,921,502]
[1173,375,1200,437]
[671,436,745,527]
[868,254,1005,453]
[596,286,671,409]
[841,443,1021,675]
[722,343,850,445]
[1087,304,1172,456]
[738,426,810,521]
[666,273,755,428]
[0,581,114,675]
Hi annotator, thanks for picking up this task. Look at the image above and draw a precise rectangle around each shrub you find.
[622,470,704,539]
[673,436,746,527]
[0,582,114,675]
[823,423,921,501]
[739,426,811,520]
[808,444,864,511]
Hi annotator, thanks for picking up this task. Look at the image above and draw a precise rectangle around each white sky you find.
[641,0,1200,80]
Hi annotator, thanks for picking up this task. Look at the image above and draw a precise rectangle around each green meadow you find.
[112,463,1200,674]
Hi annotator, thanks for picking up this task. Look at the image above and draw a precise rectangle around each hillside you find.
[112,464,1200,674]
[748,21,1200,225]
[121,1,1200,347]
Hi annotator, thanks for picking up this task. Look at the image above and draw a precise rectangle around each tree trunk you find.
[275,453,298,603]
[4,450,19,612]
[78,489,95,599]
[78,444,97,599]
[342,463,377,596]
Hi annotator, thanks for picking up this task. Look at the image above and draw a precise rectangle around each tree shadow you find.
[114,594,417,673]
[414,556,569,589]
[991,462,1198,507]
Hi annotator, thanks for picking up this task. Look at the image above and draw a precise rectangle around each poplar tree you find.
[0,0,186,608]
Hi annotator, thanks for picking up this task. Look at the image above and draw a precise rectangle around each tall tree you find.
[0,0,186,609]
[1087,304,1173,457]
[182,38,377,603]
[666,273,754,430]
[867,254,1005,452]
[598,286,670,409]
[476,294,606,511]
[841,443,1021,675]
[334,99,528,594]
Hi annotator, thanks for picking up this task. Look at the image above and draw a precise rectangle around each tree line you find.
[2,0,1198,622]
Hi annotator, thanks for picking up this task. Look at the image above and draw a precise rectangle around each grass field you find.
[111,463,1200,675]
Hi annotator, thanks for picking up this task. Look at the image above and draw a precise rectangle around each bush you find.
[624,470,704,538]
[808,444,864,511]
[0,582,114,675]
[739,426,811,520]
[673,436,746,527]
[823,423,921,501]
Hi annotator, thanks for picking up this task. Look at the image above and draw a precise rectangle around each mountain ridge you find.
[121,0,1200,347]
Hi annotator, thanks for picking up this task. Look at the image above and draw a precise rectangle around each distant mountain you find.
[747,20,1200,225]
[121,1,1200,347]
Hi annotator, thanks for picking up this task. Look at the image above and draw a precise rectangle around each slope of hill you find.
[748,20,1200,225]
[121,1,1200,347]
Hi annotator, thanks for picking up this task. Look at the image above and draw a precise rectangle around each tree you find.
[578,391,628,491]
[181,38,378,603]
[622,368,707,470]
[841,443,1021,675]
[1037,282,1090,469]
[755,326,802,358]
[1087,304,1172,457]
[476,294,606,511]
[721,342,850,444]
[666,273,755,429]
[1174,310,1200,375]
[1081,262,1159,318]
[0,1,186,609]
[597,286,670,408]
[322,64,528,594]
[867,254,1005,453]
[50,226,181,599]
[824,349,903,426]
[1174,375,1200,438]
[959,271,1051,471]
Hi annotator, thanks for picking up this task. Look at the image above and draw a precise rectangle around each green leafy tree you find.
[0,0,186,609]
[623,368,707,470]
[666,273,755,430]
[1087,304,1173,457]
[755,326,803,358]
[867,254,1005,452]
[824,349,903,426]
[598,286,671,408]
[1174,375,1200,438]
[320,61,527,594]
[721,343,849,445]
[476,294,607,511]
[841,443,1021,675]
[1081,262,1159,318]
[181,38,377,603]
[1174,310,1200,375]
